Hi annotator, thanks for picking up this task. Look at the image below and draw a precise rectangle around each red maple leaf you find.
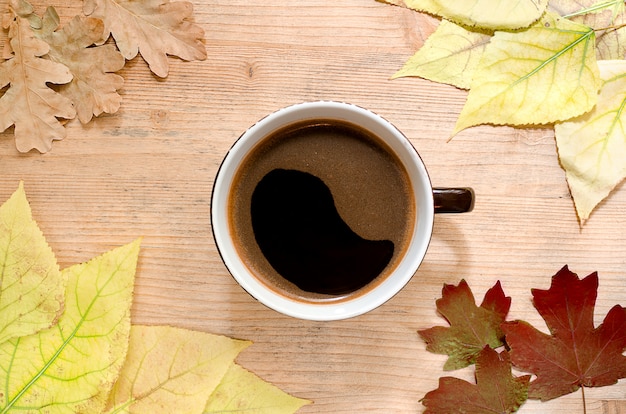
[419,280,511,370]
[421,346,530,414]
[502,266,626,401]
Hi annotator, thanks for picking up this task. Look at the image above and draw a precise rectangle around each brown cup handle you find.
[433,188,475,213]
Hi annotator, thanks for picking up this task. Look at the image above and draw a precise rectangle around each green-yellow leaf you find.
[0,239,140,413]
[0,182,64,344]
[379,0,547,30]
[392,19,492,90]
[205,363,311,414]
[555,60,626,224]
[453,13,600,135]
[104,325,251,414]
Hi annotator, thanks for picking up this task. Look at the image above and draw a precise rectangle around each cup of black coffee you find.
[212,101,473,320]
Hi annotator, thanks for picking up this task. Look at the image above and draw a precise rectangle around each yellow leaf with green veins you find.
[555,60,626,224]
[453,13,601,136]
[550,0,626,60]
[392,19,492,90]
[0,182,64,344]
[379,0,546,30]
[0,239,140,413]
[205,363,311,414]
[104,325,250,414]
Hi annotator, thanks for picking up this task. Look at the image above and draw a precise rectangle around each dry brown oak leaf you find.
[36,9,125,124]
[0,16,75,153]
[83,0,206,78]
[502,266,626,401]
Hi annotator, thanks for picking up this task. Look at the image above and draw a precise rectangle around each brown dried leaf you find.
[0,15,75,153]
[83,0,206,78]
[36,8,125,123]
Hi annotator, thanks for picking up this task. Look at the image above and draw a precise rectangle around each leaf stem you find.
[593,21,626,32]
[582,387,587,414]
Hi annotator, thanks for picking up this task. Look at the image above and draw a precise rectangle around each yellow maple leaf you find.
[104,325,251,414]
[555,60,626,224]
[83,0,206,78]
[392,19,492,90]
[205,363,312,414]
[453,13,601,135]
[0,238,141,413]
[0,182,64,344]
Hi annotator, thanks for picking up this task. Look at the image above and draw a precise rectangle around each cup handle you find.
[433,188,475,213]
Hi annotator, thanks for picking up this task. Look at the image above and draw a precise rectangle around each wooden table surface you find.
[2,0,626,412]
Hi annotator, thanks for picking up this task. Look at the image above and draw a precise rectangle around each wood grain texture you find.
[1,0,626,412]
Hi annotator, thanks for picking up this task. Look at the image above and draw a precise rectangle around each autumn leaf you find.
[551,0,626,60]
[0,238,141,413]
[104,325,250,414]
[205,363,311,414]
[83,0,206,78]
[392,19,491,90]
[502,266,626,401]
[0,13,75,153]
[555,60,626,224]
[35,7,125,124]
[453,13,601,135]
[419,280,511,370]
[379,0,546,30]
[0,182,65,344]
[421,346,531,414]
[0,183,311,413]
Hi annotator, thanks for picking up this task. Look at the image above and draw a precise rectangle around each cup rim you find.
[211,101,434,320]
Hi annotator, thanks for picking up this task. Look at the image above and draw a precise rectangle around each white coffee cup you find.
[211,101,473,321]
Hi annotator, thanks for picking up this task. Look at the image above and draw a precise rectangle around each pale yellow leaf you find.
[0,15,75,153]
[551,0,626,60]
[104,325,251,414]
[379,0,546,30]
[83,0,206,78]
[392,19,491,90]
[36,8,125,124]
[453,13,600,135]
[0,239,141,413]
[0,182,64,344]
[205,363,311,414]
[555,60,626,224]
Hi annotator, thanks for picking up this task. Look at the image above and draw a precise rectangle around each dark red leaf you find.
[502,265,626,401]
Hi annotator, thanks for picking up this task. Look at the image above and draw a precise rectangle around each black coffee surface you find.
[228,119,414,301]
[251,169,394,295]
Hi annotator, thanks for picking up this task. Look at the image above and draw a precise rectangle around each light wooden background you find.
[1,0,626,412]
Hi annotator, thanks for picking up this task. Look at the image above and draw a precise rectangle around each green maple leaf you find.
[421,347,531,413]
[419,280,511,370]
